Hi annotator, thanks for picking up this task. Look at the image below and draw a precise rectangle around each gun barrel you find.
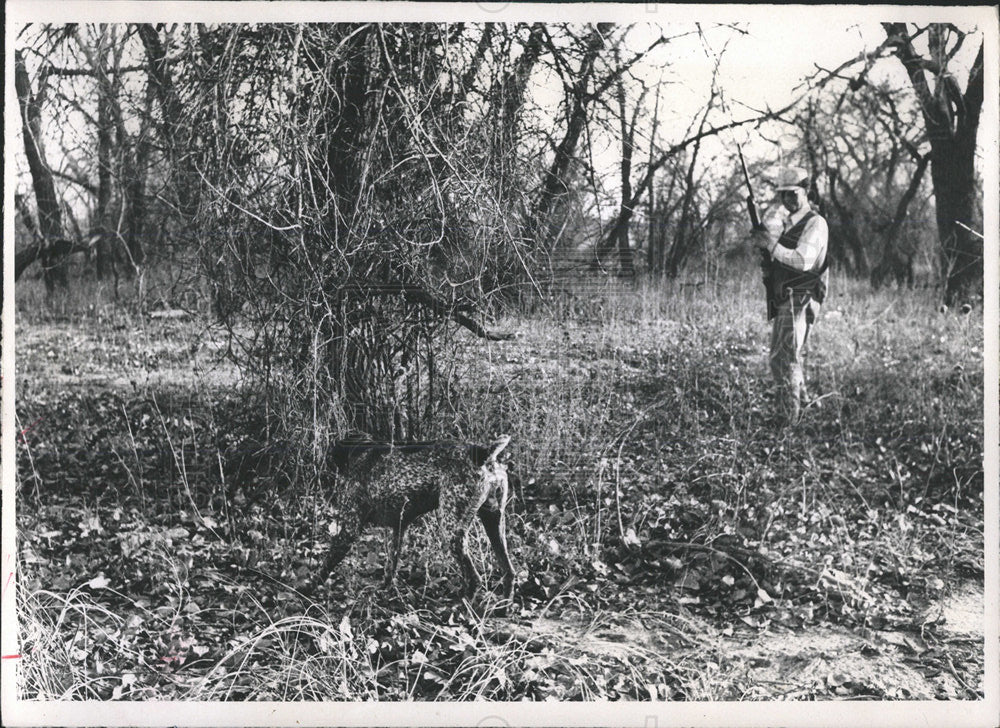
[736,144,762,229]
[746,195,761,228]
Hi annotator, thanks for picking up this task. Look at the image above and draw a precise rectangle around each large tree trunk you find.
[138,23,199,220]
[929,133,981,302]
[93,29,116,279]
[531,24,610,249]
[14,50,67,290]
[310,25,371,231]
[495,24,544,201]
[883,25,984,304]
[78,25,146,277]
[593,58,639,274]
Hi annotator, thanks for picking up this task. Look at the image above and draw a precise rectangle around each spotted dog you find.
[325,435,515,601]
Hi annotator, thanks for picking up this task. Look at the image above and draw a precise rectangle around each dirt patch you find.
[716,625,935,699]
[523,614,687,662]
[15,319,240,392]
[937,581,985,637]
[502,582,984,700]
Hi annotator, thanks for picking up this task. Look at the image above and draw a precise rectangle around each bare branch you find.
[49,168,98,196]
[390,280,515,341]
[43,63,147,77]
[15,236,96,281]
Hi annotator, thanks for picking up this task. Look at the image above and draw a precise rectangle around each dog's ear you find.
[467,435,510,468]
[486,435,511,463]
[467,444,492,468]
[330,430,373,472]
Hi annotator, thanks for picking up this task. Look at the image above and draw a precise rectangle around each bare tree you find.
[137,23,200,220]
[492,24,545,201]
[663,94,716,278]
[15,48,68,290]
[791,83,935,284]
[590,46,646,273]
[530,24,613,249]
[13,25,161,291]
[172,24,528,448]
[73,25,149,279]
[875,24,983,302]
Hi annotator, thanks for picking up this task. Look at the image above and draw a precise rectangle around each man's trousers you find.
[769,297,819,421]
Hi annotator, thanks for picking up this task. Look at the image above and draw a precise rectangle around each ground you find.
[10,273,986,701]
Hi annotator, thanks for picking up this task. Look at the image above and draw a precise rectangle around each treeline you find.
[12,22,984,438]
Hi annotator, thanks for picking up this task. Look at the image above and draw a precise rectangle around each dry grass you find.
[11,266,985,701]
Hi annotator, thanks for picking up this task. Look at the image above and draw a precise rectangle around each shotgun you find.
[737,143,762,230]
[736,143,773,318]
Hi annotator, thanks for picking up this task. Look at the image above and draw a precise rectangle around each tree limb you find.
[889,152,931,234]
[15,237,95,281]
[881,22,945,131]
[960,41,984,137]
[43,63,146,77]
[50,168,98,196]
[384,279,516,341]
[15,50,64,241]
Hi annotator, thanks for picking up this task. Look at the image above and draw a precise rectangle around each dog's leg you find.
[486,440,515,601]
[384,523,407,588]
[324,510,364,580]
[449,497,487,599]
[479,509,515,601]
[478,491,515,601]
[451,525,479,599]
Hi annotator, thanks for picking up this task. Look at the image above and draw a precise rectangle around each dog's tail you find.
[486,434,511,463]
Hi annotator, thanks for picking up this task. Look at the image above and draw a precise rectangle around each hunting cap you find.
[772,166,809,192]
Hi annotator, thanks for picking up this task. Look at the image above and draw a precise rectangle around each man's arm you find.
[767,216,828,271]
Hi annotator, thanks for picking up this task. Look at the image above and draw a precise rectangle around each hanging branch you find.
[394,282,516,341]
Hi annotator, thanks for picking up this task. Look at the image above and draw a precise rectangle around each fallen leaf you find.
[827,672,849,687]
[87,574,111,590]
[754,588,773,608]
[339,615,353,640]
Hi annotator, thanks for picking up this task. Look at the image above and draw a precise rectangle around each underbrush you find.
[11,270,986,700]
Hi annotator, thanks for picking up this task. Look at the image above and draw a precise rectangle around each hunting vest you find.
[766,210,829,319]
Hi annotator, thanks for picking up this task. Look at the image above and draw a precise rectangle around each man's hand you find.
[750,227,773,251]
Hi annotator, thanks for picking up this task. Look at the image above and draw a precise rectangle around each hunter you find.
[750,166,829,423]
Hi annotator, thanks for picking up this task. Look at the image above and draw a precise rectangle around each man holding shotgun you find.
[747,166,830,424]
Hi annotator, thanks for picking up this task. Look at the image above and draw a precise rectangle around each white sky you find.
[2,4,999,727]
[4,4,994,219]
[618,16,986,180]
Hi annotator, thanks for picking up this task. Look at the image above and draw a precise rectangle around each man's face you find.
[780,189,802,213]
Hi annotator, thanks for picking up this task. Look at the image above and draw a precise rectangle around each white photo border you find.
[3,3,998,726]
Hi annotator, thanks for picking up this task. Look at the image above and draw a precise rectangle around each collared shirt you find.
[768,204,828,272]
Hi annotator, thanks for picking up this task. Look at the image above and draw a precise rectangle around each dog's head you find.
[329,430,375,473]
[467,435,510,467]
[466,435,513,493]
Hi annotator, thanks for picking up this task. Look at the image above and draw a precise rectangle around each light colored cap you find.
[773,166,809,191]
